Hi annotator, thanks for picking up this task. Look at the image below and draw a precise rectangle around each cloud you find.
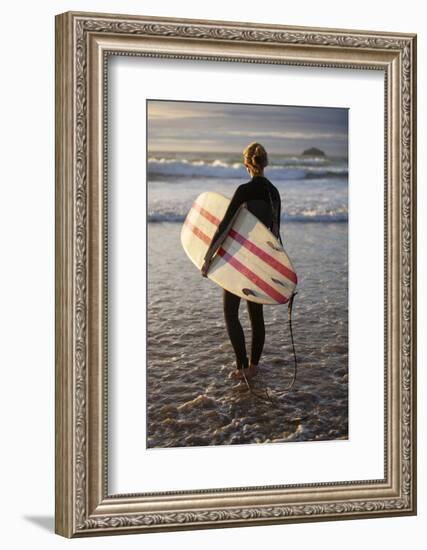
[147,101,226,120]
[147,100,348,155]
[227,130,347,140]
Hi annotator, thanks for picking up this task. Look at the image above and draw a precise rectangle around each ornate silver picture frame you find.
[55,11,417,537]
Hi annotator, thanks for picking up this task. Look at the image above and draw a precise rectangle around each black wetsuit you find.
[204,175,282,369]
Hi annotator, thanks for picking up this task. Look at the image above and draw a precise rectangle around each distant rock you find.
[302,147,326,157]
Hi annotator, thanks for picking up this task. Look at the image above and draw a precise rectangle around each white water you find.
[147,222,348,448]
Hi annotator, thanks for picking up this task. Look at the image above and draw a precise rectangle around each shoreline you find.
[147,221,348,449]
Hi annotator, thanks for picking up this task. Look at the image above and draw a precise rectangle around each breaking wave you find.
[148,157,348,181]
[148,210,348,224]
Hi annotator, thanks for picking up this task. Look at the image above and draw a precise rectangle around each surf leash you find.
[282,290,298,392]
[237,291,298,403]
[265,184,299,395]
[240,368,273,404]
[268,291,299,403]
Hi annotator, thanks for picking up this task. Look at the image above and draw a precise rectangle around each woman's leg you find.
[223,289,249,369]
[247,301,265,366]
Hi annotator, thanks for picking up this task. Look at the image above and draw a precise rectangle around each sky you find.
[147,100,348,158]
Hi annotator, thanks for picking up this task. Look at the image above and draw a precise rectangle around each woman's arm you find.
[277,194,283,246]
[201,185,246,276]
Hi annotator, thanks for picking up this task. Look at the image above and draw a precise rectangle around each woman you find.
[201,142,283,380]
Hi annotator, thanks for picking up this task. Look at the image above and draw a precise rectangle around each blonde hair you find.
[243,142,268,176]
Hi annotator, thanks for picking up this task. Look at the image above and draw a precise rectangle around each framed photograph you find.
[55,11,417,537]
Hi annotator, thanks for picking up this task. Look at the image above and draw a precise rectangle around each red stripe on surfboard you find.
[184,218,288,304]
[184,218,211,245]
[192,202,221,226]
[216,249,288,304]
[229,229,297,284]
[192,201,297,285]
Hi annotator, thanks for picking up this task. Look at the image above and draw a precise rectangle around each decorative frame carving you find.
[55,11,417,537]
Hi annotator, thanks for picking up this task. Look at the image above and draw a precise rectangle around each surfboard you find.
[180,191,297,305]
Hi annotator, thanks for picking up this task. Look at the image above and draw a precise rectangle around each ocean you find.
[146,152,348,448]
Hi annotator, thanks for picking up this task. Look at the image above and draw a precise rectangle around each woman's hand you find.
[201,259,210,278]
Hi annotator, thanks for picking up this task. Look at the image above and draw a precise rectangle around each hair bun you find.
[242,142,269,173]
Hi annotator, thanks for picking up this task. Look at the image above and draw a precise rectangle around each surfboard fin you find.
[266,241,281,251]
[242,288,256,297]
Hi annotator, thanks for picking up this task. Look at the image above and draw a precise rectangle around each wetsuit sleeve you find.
[203,185,246,264]
[276,191,283,246]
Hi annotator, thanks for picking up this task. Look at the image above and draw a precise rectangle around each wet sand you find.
[147,221,348,448]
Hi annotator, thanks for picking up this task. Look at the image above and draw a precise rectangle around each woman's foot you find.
[230,368,247,380]
[246,364,259,378]
[229,364,259,380]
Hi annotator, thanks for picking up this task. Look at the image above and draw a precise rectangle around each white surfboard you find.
[181,191,297,305]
